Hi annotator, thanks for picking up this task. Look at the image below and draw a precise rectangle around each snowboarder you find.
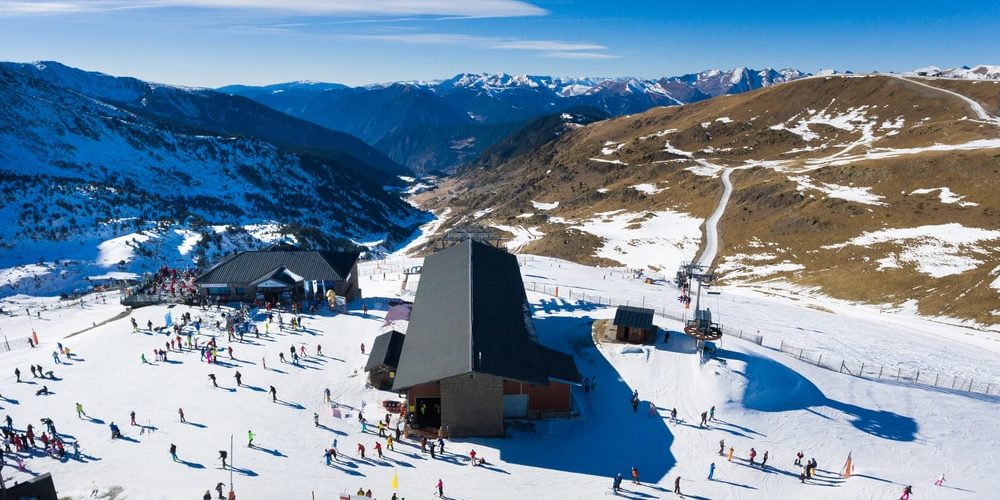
[178,408,186,423]
[247,430,255,447]
[749,447,757,466]
[269,385,277,402]
[708,462,715,480]
[219,450,228,468]
[674,476,682,495]
[170,443,177,461]
[109,422,121,439]
[631,465,640,484]
[900,485,913,500]
[216,482,225,499]
[935,473,946,486]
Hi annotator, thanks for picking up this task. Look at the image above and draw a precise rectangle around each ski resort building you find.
[392,239,581,438]
[610,305,657,343]
[365,329,405,390]
[193,244,360,303]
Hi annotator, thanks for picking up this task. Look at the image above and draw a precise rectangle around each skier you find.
[314,413,320,427]
[749,447,757,466]
[209,373,217,388]
[247,430,255,447]
[269,385,277,403]
[935,473,946,486]
[387,435,394,451]
[216,482,225,499]
[76,402,86,418]
[900,485,913,500]
[719,439,725,456]
[708,462,715,480]
[178,408,186,423]
[437,478,444,497]
[109,422,121,439]
[709,405,716,421]
[219,450,228,468]
[357,443,366,459]
[324,387,331,403]
[374,441,383,458]
[612,472,622,494]
[130,411,136,426]
[631,396,639,413]
[795,451,804,466]
[728,447,734,462]
[360,342,365,354]
[673,476,682,495]
[631,465,640,484]
[670,408,677,422]
[761,450,769,468]
[700,411,707,427]
[170,443,178,461]
[234,371,242,387]
[14,367,20,382]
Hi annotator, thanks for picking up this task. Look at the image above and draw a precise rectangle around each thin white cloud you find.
[349,32,617,58]
[542,51,620,60]
[494,40,606,51]
[348,33,492,45]
[0,0,547,17]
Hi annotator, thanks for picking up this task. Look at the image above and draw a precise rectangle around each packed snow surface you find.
[909,187,978,207]
[572,210,702,272]
[788,175,886,206]
[530,200,560,211]
[1,256,998,499]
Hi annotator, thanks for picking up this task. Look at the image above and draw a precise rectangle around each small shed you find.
[365,330,405,390]
[612,305,656,343]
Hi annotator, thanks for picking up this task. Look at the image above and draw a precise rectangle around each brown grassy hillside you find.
[419,75,1000,323]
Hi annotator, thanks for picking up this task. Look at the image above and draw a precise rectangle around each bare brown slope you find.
[422,75,1000,322]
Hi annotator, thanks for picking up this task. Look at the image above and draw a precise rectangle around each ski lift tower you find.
[682,263,723,341]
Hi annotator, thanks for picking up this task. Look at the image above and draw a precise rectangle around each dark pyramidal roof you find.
[392,239,580,390]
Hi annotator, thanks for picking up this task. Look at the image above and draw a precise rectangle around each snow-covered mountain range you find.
[909,64,1000,80]
[221,67,810,172]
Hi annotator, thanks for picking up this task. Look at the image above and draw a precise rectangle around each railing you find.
[524,280,1000,398]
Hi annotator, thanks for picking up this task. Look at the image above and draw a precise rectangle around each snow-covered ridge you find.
[908,64,1000,80]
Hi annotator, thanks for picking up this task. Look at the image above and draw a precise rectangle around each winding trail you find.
[695,167,736,269]
[893,75,1000,126]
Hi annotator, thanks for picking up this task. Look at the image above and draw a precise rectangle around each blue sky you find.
[1,0,998,87]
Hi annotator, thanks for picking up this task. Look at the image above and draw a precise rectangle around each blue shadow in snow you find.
[718,349,918,442]
[467,315,675,482]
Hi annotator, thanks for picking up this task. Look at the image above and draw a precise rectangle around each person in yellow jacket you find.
[727,447,734,461]
[386,435,394,451]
